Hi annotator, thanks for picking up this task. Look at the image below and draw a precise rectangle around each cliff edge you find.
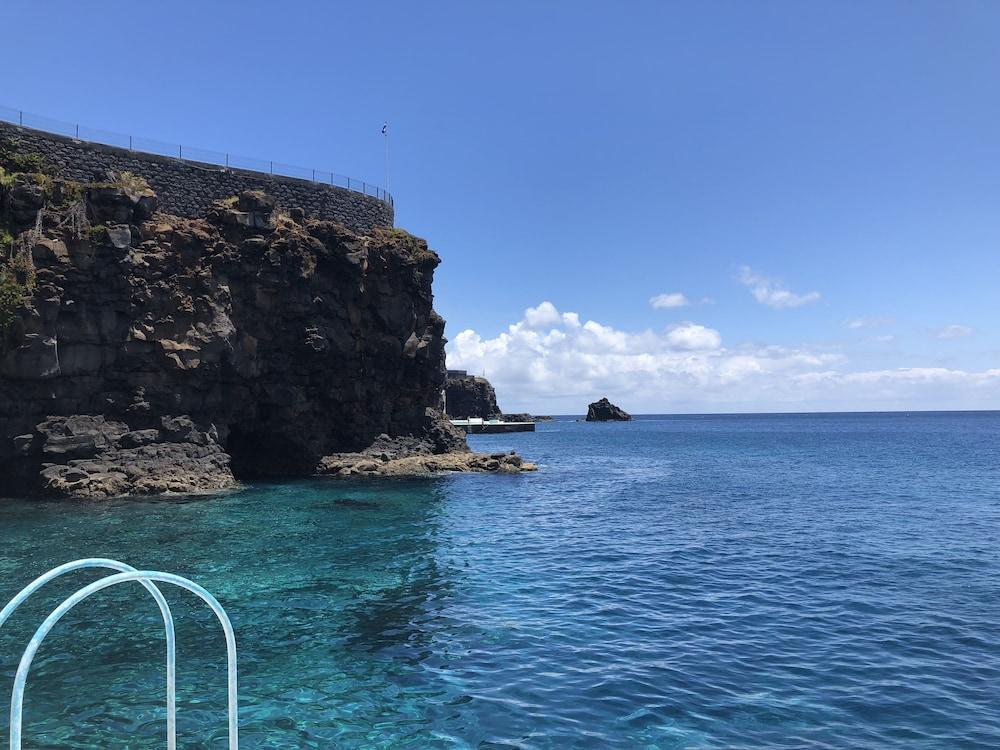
[0,148,533,498]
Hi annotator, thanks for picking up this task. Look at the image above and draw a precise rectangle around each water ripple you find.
[0,412,998,747]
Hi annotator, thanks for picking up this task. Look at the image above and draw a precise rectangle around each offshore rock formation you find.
[585,397,632,422]
[445,374,501,419]
[0,165,530,498]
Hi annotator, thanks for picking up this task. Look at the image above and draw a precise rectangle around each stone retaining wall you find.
[0,121,393,232]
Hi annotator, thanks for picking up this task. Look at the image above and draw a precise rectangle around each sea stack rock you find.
[585,398,632,422]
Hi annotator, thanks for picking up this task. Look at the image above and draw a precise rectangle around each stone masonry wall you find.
[0,121,393,232]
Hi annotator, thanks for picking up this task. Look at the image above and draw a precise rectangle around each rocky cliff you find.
[0,148,531,498]
[445,374,502,419]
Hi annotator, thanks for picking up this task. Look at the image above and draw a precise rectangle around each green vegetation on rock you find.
[115,171,151,195]
[0,247,35,333]
[374,226,438,264]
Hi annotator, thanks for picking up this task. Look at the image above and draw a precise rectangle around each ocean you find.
[0,412,998,748]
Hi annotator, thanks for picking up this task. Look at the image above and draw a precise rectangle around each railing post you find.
[75,124,79,139]
[18,111,22,126]
[129,135,133,151]
[270,161,273,174]
[226,153,229,168]
[179,145,183,159]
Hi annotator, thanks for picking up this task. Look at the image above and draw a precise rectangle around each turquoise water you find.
[1,412,999,748]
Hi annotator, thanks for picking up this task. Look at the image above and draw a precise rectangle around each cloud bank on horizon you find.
[446,301,999,414]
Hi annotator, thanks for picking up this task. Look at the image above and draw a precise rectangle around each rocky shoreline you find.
[320,450,536,478]
[28,415,535,499]
[0,143,535,499]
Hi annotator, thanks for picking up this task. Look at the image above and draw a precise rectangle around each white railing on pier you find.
[0,560,238,749]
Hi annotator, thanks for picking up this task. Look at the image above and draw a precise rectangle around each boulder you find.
[35,415,129,460]
[32,238,70,265]
[86,186,135,224]
[6,176,46,225]
[237,190,276,214]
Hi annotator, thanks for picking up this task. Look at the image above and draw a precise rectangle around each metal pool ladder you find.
[0,559,238,749]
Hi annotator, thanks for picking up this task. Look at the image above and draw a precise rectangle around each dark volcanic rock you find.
[318,448,536,477]
[0,182,504,498]
[35,415,232,499]
[445,375,501,419]
[501,413,555,423]
[585,398,632,422]
[500,413,533,423]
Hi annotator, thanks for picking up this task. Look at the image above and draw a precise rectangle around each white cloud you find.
[739,266,820,309]
[665,323,721,350]
[650,292,689,309]
[873,335,896,343]
[446,301,1000,413]
[848,316,895,329]
[523,301,563,329]
[933,324,974,340]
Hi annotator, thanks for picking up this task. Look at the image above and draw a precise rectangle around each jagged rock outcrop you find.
[585,397,632,422]
[31,415,233,499]
[445,374,501,419]
[0,172,530,498]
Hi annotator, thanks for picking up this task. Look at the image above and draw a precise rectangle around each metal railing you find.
[0,105,392,207]
[1,559,239,750]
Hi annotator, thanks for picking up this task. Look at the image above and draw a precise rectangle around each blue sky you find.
[4,1,999,412]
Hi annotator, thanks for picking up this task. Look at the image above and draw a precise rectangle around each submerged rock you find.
[585,397,632,422]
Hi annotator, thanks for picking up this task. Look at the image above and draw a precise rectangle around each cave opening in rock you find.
[226,426,315,479]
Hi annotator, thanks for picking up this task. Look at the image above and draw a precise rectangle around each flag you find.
[381,122,388,135]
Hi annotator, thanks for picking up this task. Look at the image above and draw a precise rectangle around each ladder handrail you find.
[8,570,238,750]
[0,559,177,750]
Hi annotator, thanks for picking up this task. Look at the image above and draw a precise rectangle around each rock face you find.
[0,172,532,498]
[585,398,632,422]
[445,374,501,419]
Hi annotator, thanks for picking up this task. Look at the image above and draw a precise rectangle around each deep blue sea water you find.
[1,412,999,749]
